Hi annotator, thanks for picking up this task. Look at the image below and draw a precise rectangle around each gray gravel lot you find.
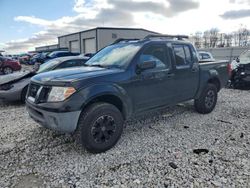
[0,88,249,187]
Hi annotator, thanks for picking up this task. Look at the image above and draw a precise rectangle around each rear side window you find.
[173,44,193,67]
[184,46,192,63]
[57,52,70,57]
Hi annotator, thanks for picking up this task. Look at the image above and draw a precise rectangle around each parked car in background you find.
[38,51,80,64]
[18,53,32,64]
[29,52,49,65]
[198,51,215,63]
[0,56,89,102]
[26,35,230,153]
[229,50,250,88]
[0,57,21,74]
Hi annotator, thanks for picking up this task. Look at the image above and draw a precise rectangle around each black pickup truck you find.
[26,35,229,153]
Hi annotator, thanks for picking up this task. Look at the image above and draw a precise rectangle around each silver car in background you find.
[0,56,89,102]
[198,51,215,63]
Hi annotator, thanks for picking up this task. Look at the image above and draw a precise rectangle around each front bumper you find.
[0,78,30,102]
[0,85,22,101]
[26,100,81,133]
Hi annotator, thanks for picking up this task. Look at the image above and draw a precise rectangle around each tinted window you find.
[184,46,192,63]
[173,44,192,66]
[57,52,69,57]
[140,45,167,69]
[56,60,81,69]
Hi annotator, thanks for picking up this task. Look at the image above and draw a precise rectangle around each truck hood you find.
[31,66,123,83]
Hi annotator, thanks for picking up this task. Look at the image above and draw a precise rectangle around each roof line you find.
[58,27,159,38]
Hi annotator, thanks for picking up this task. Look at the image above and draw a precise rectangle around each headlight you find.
[47,87,76,102]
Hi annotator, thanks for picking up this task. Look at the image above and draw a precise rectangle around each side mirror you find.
[137,60,156,73]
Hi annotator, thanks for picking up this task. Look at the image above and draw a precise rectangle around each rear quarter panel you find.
[196,60,229,98]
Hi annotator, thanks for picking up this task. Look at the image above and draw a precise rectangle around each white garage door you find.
[84,38,96,54]
[70,40,79,53]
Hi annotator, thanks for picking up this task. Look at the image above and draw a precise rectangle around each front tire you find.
[21,86,28,103]
[194,84,218,114]
[3,66,13,74]
[77,102,124,153]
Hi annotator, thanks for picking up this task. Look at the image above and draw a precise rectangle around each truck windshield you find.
[240,50,250,64]
[85,43,141,69]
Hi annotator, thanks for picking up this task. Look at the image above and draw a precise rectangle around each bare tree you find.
[203,30,210,48]
[238,26,249,46]
[209,28,219,48]
[224,34,233,47]
[194,31,202,48]
[193,26,249,48]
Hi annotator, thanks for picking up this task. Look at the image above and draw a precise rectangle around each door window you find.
[139,45,168,69]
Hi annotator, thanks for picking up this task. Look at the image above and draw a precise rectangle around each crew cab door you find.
[130,44,175,113]
[171,43,199,101]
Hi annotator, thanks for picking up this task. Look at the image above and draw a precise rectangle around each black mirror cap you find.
[137,60,156,73]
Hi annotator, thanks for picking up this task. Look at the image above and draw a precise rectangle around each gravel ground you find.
[0,88,249,187]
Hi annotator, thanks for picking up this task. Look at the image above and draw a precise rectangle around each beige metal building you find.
[58,27,158,54]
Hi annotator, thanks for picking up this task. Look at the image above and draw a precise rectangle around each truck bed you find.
[199,60,229,90]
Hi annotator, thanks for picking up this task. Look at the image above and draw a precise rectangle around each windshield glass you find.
[47,52,58,58]
[85,43,141,69]
[37,59,60,73]
[240,50,250,64]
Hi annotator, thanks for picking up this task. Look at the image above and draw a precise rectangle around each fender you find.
[195,69,220,99]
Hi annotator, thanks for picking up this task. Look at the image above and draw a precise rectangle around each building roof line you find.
[58,27,159,38]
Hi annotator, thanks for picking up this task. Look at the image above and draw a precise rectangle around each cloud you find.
[3,31,58,53]
[109,0,199,17]
[229,0,250,4]
[14,16,51,27]
[3,0,200,53]
[220,9,250,19]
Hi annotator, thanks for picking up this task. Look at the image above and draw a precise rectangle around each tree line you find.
[192,26,250,49]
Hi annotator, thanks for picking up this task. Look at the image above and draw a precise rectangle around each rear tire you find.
[76,102,124,153]
[194,84,218,114]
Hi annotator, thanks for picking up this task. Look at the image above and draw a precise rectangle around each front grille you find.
[28,82,51,103]
[29,83,40,98]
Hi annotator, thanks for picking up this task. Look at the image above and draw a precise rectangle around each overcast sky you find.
[0,0,250,54]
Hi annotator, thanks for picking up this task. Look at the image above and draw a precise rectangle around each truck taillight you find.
[227,63,232,76]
